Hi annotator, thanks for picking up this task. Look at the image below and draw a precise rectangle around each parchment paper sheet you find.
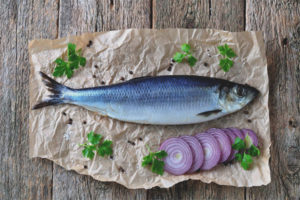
[29,29,270,189]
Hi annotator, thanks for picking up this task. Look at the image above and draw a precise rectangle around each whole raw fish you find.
[33,72,259,125]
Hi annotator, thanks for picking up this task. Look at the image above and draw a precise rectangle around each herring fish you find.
[33,72,259,125]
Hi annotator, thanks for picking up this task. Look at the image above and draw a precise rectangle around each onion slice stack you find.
[195,133,221,170]
[222,128,239,161]
[180,136,204,173]
[206,128,231,163]
[159,137,193,175]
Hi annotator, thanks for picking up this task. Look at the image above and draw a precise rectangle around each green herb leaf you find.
[173,52,185,63]
[53,43,86,79]
[217,45,227,56]
[154,151,168,159]
[217,44,236,72]
[97,140,113,157]
[235,153,243,161]
[248,145,260,157]
[65,67,73,79]
[55,58,65,65]
[68,43,76,57]
[53,65,66,77]
[82,146,95,160]
[181,43,191,54]
[173,44,198,67]
[80,131,113,160]
[226,48,236,58]
[141,154,153,167]
[141,146,167,175]
[79,57,86,66]
[187,55,197,67]
[232,137,246,151]
[218,44,236,58]
[244,134,253,149]
[87,131,102,145]
[219,58,234,72]
[151,159,165,175]
[241,153,253,170]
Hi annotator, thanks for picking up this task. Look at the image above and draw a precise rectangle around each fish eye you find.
[236,86,247,97]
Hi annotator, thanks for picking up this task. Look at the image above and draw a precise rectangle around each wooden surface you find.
[0,0,299,199]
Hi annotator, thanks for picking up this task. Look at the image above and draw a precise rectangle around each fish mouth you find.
[244,84,260,101]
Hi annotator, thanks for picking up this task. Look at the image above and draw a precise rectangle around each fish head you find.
[218,83,259,113]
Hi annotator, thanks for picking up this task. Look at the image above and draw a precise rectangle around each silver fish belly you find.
[33,72,259,125]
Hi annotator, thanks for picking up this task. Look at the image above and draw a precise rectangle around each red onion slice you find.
[180,135,204,173]
[227,127,244,139]
[241,129,259,147]
[206,128,231,163]
[195,133,221,170]
[159,137,193,175]
[222,128,238,161]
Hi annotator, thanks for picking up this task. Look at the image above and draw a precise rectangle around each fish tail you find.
[32,72,70,110]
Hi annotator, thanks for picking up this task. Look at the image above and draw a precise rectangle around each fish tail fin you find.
[32,72,70,110]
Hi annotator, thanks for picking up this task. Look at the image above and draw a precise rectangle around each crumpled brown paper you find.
[29,29,270,189]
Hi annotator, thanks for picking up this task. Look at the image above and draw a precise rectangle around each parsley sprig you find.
[53,43,86,78]
[217,44,236,72]
[141,145,167,175]
[232,134,260,170]
[79,131,113,160]
[173,44,197,67]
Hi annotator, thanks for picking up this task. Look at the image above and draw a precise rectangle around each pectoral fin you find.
[197,109,222,117]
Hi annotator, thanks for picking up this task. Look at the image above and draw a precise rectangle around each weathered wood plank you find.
[150,1,246,199]
[152,0,210,28]
[52,1,151,199]
[246,1,300,200]
[153,0,245,31]
[0,0,58,199]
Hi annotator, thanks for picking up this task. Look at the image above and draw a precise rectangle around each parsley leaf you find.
[142,154,153,167]
[187,55,197,67]
[154,151,168,159]
[241,153,253,170]
[232,135,261,170]
[82,146,95,160]
[97,140,113,157]
[219,58,234,72]
[173,43,197,67]
[151,159,165,175]
[232,137,245,151]
[141,145,167,175]
[235,153,243,161]
[87,131,102,145]
[79,131,113,160]
[248,145,260,157]
[181,43,191,54]
[173,52,185,63]
[218,44,236,58]
[217,44,236,72]
[53,43,86,79]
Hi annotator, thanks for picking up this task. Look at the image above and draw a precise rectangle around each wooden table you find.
[0,1,299,199]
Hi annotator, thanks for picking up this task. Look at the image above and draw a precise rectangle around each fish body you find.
[34,72,259,125]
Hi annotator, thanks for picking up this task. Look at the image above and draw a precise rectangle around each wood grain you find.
[246,1,300,199]
[52,0,151,199]
[150,0,246,199]
[153,0,245,31]
[0,0,58,199]
[0,0,299,199]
